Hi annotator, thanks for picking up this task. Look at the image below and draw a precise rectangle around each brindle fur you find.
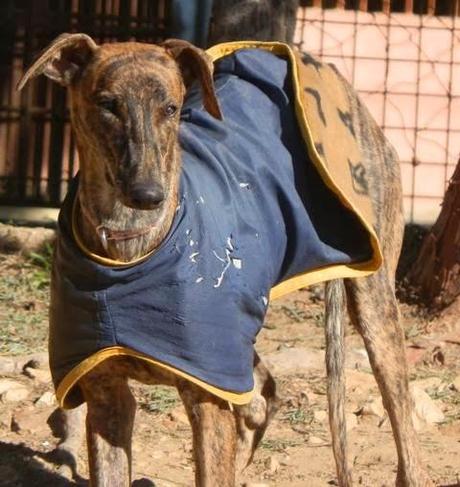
[18,25,432,486]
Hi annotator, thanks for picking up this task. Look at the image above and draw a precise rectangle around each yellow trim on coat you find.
[60,41,383,408]
[57,346,254,409]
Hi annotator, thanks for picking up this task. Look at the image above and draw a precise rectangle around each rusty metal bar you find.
[382,0,390,14]
[404,0,414,13]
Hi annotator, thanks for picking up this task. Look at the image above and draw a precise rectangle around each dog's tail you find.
[324,279,352,487]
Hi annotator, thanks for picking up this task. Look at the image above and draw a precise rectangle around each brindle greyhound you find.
[18,33,433,487]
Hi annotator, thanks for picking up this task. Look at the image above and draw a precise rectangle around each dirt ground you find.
[0,249,459,487]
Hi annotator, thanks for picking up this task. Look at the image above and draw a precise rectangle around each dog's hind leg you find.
[234,351,279,473]
[81,361,136,487]
[345,271,433,487]
[178,381,237,487]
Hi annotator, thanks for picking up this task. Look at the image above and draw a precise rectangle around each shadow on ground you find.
[0,441,86,487]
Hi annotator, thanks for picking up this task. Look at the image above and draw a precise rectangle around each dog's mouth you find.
[97,224,156,252]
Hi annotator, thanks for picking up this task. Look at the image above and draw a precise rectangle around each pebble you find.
[451,375,460,392]
[264,347,324,375]
[0,378,24,394]
[35,391,56,407]
[1,387,29,402]
[265,455,280,474]
[314,410,328,422]
[0,356,17,374]
[346,412,358,431]
[410,384,445,427]
[168,406,188,424]
[309,435,325,445]
[0,379,29,403]
[0,223,55,254]
[359,397,385,419]
[11,407,52,434]
[24,366,52,384]
[412,377,442,392]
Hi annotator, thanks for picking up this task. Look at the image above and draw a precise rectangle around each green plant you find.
[138,386,179,414]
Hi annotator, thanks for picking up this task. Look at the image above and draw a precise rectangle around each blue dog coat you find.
[50,44,381,408]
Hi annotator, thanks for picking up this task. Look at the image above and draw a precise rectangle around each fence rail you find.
[299,0,459,16]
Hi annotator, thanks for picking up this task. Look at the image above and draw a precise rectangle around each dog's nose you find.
[127,182,165,209]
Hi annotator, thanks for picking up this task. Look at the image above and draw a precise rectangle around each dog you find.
[17,33,433,487]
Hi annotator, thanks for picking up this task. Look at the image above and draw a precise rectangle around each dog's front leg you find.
[81,363,136,487]
[178,381,237,487]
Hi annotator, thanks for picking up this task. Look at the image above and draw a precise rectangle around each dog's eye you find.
[97,97,118,116]
[165,103,177,117]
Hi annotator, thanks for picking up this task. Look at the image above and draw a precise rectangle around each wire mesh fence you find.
[299,0,459,16]
[1,0,459,224]
[294,5,460,223]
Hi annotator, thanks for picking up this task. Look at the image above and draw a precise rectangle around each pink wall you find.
[295,8,460,224]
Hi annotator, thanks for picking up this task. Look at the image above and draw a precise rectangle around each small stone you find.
[0,223,55,254]
[265,455,280,474]
[21,352,48,370]
[24,366,52,384]
[309,435,325,445]
[168,406,188,424]
[410,384,445,427]
[360,397,385,419]
[314,410,328,422]
[451,375,460,392]
[0,356,17,374]
[280,454,291,466]
[11,407,52,434]
[1,387,29,402]
[35,391,56,407]
[264,347,324,376]
[0,379,29,402]
[0,378,24,393]
[413,377,442,392]
[346,412,358,431]
[0,412,12,428]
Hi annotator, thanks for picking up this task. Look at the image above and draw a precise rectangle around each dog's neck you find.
[75,149,180,263]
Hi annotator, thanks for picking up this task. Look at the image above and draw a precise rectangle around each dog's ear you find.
[162,39,222,121]
[17,33,98,90]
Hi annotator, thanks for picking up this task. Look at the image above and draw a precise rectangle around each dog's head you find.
[18,34,222,211]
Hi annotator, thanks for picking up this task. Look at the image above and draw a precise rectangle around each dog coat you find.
[50,43,382,408]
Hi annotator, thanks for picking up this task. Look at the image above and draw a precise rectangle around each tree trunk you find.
[407,159,460,311]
